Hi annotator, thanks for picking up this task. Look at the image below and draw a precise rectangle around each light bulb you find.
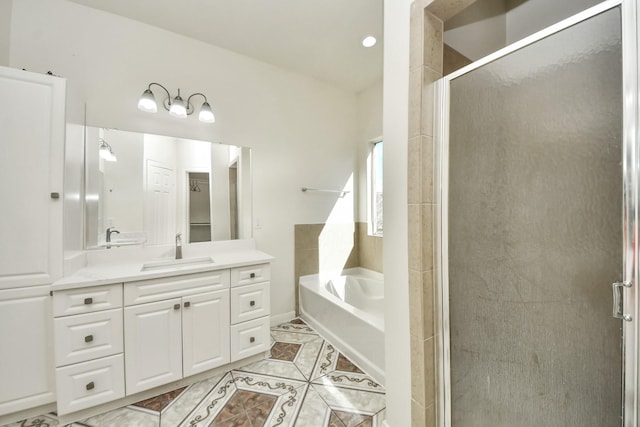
[169,95,187,118]
[198,102,215,123]
[137,89,158,113]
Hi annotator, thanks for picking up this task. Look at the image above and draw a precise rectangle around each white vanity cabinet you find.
[52,284,125,415]
[51,259,272,422]
[123,271,231,395]
[229,264,271,361]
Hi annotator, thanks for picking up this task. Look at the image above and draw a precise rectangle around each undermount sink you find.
[140,256,215,272]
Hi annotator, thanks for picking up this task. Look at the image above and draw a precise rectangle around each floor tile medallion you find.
[178,371,307,427]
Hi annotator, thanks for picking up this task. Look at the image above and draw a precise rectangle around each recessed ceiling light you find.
[362,36,377,48]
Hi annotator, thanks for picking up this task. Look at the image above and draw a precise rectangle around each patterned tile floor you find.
[4,319,385,427]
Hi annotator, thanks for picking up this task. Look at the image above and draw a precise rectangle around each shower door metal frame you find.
[433,1,640,425]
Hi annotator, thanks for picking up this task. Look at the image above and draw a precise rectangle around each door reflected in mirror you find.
[84,127,252,249]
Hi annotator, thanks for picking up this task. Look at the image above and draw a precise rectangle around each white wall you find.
[383,0,412,426]
[8,0,358,320]
[357,79,383,223]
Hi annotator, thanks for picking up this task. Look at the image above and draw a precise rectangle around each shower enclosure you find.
[435,1,639,426]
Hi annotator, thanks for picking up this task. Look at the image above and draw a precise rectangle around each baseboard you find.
[0,402,56,426]
[270,311,296,326]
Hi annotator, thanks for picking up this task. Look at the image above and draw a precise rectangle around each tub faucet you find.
[175,232,182,260]
[106,227,120,249]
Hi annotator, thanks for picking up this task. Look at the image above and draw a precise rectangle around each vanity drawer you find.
[55,354,125,415]
[124,270,230,306]
[53,284,122,317]
[54,309,123,367]
[230,316,270,362]
[230,282,270,325]
[230,264,270,287]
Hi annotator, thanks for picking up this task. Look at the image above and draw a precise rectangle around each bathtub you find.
[299,268,385,385]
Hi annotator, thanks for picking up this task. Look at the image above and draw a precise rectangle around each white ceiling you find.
[68,0,383,93]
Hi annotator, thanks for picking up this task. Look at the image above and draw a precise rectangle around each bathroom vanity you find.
[50,247,273,423]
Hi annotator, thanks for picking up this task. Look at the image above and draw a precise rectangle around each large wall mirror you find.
[84,127,252,249]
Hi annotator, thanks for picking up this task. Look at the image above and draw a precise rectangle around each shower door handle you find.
[612,281,632,321]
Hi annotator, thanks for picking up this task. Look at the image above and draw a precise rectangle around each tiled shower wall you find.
[294,222,383,314]
[407,1,476,426]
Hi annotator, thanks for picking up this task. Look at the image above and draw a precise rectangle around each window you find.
[369,140,383,236]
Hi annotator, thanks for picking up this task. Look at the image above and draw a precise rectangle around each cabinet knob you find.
[84,335,94,343]
[86,381,95,391]
[184,301,191,308]
[250,300,256,307]
[250,272,256,278]
[173,304,180,310]
[250,337,255,343]
[84,297,93,305]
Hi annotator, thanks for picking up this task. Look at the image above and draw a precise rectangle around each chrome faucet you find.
[175,232,183,259]
[106,227,120,249]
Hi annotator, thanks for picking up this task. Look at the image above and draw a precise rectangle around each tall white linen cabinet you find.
[0,66,66,422]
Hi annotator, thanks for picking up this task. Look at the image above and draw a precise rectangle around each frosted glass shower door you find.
[446,7,623,427]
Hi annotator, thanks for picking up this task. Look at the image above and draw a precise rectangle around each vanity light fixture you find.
[98,138,117,162]
[137,82,216,123]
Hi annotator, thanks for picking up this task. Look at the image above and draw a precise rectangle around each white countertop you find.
[54,241,274,291]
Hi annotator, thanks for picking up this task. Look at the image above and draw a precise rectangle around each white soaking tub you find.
[299,268,385,384]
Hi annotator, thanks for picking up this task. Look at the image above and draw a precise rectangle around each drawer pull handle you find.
[250,337,255,343]
[250,273,256,278]
[84,297,93,305]
[86,381,95,391]
[250,300,256,307]
[174,304,180,310]
[184,301,191,308]
[84,335,94,343]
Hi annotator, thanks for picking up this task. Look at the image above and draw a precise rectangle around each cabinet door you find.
[182,290,230,377]
[124,298,182,395]
[0,67,65,290]
[0,286,55,416]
